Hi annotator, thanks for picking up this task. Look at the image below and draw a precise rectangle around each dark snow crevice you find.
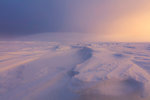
[68,47,93,77]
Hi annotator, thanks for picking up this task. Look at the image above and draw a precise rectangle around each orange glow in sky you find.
[105,11,150,42]
[90,3,150,42]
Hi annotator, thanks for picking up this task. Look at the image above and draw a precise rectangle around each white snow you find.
[0,41,150,100]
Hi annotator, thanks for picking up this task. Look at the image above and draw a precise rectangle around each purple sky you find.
[0,0,150,41]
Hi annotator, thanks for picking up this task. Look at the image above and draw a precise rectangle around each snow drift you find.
[0,41,150,100]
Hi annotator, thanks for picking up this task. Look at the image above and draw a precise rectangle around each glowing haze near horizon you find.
[0,0,150,42]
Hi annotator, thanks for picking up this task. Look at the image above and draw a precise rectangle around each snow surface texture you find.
[0,41,150,100]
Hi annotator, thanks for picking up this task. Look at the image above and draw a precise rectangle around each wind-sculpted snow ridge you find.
[68,46,93,77]
[1,41,150,100]
[0,41,77,100]
[70,43,150,100]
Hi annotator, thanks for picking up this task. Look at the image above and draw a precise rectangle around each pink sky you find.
[69,0,150,42]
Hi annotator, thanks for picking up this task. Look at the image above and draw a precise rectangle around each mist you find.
[0,0,150,42]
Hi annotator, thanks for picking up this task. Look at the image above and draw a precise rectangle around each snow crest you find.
[70,43,150,100]
[1,42,150,100]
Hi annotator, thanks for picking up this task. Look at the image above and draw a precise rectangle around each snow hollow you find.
[0,41,150,100]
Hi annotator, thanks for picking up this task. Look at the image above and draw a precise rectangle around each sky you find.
[0,0,150,42]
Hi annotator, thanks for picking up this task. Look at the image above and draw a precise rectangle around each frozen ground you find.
[0,41,150,100]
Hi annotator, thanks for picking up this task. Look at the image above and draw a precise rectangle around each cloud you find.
[0,0,150,41]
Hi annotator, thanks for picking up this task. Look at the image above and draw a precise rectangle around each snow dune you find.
[0,41,150,100]
[70,43,150,100]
